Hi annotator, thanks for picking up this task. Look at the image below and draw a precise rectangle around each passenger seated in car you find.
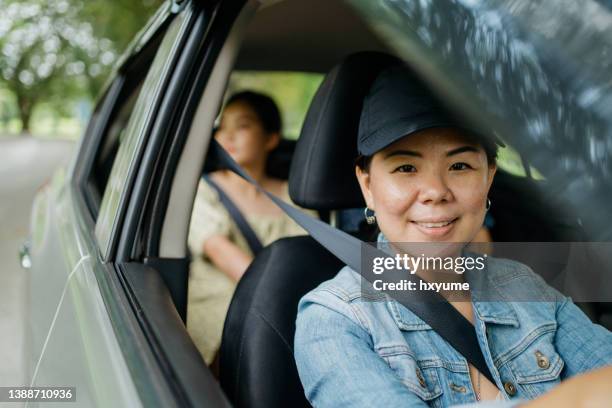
[294,64,612,406]
[188,91,310,364]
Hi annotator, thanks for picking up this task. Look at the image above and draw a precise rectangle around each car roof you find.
[233,0,392,72]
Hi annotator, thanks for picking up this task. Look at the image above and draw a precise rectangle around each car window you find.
[227,70,546,179]
[95,11,189,259]
[350,0,612,239]
[497,144,545,180]
[88,83,144,205]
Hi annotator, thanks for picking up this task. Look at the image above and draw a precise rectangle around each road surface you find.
[0,136,74,393]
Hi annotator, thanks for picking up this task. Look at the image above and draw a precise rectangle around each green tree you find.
[0,0,111,132]
[0,0,162,134]
[80,0,162,97]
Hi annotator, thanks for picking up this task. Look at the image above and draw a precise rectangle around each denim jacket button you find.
[535,351,550,369]
[450,383,467,393]
[416,369,426,388]
[504,381,517,396]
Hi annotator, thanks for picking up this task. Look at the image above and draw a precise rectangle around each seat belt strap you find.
[208,139,497,385]
[202,174,264,255]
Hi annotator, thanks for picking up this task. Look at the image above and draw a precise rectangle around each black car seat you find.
[219,51,402,408]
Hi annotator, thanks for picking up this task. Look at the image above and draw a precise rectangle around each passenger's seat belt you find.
[207,140,497,385]
[202,174,263,255]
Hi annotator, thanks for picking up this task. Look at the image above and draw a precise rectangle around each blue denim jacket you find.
[294,250,612,407]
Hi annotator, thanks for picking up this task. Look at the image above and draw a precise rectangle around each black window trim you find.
[126,0,249,262]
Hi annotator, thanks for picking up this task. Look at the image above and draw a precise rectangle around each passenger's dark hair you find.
[355,130,499,172]
[225,91,282,134]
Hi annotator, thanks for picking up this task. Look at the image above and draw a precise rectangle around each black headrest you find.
[288,51,402,210]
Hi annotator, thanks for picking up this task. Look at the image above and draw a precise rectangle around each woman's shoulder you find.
[296,266,380,336]
[299,267,359,315]
[477,254,564,303]
[265,177,288,198]
[196,174,223,203]
[484,255,545,282]
[188,177,234,251]
[302,266,363,301]
[484,255,535,279]
[298,266,387,314]
[192,176,233,221]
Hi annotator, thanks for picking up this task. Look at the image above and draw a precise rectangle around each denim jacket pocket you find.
[379,346,444,402]
[507,327,564,397]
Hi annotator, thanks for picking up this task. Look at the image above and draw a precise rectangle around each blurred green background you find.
[0,0,324,141]
[0,0,163,139]
[0,0,535,179]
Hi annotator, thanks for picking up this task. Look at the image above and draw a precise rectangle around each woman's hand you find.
[203,235,253,281]
[524,365,612,408]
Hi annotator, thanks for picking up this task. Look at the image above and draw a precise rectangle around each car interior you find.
[91,0,612,406]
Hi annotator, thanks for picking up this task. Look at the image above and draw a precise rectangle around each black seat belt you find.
[207,140,497,385]
[202,174,264,255]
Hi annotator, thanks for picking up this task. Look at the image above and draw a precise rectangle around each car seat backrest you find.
[288,51,402,210]
[266,138,297,180]
[219,237,343,408]
[219,52,402,408]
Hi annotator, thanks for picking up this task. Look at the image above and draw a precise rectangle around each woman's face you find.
[356,127,496,247]
[215,101,279,169]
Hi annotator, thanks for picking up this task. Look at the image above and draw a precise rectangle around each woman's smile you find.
[410,217,459,238]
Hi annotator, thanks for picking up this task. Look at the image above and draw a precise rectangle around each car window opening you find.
[182,0,589,375]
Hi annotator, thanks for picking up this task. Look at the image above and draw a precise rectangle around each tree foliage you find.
[0,0,162,133]
[79,0,162,97]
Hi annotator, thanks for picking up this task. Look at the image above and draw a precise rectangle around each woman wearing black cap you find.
[294,65,612,407]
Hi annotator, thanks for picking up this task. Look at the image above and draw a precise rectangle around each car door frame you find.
[65,0,231,406]
[100,0,253,405]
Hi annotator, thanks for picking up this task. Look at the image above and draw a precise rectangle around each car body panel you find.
[27,168,79,377]
[25,3,196,407]
[27,169,142,407]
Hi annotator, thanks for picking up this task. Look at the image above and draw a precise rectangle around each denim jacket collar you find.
[471,301,519,327]
[387,299,434,331]
[466,262,520,327]
[377,233,519,329]
[386,283,520,332]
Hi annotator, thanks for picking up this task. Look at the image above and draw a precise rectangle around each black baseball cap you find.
[357,64,504,156]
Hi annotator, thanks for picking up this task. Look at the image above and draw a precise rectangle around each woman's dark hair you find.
[225,91,282,134]
[355,130,499,172]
